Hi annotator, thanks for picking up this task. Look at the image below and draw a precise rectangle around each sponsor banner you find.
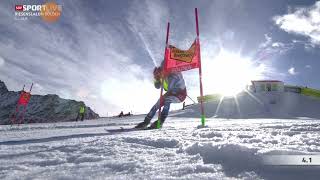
[169,41,196,63]
[164,39,200,74]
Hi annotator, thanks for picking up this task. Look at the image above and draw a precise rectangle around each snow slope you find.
[1,117,320,179]
[173,91,320,119]
[1,92,320,179]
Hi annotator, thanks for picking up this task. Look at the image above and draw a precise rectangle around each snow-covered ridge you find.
[0,80,99,125]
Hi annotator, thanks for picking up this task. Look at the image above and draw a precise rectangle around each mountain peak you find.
[0,80,8,92]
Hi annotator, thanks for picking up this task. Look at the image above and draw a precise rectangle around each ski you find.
[105,127,153,133]
[105,125,163,133]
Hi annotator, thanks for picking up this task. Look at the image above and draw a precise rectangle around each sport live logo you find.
[15,5,23,11]
[15,4,46,11]
[14,2,62,22]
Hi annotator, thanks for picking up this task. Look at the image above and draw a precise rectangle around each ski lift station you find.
[250,80,284,92]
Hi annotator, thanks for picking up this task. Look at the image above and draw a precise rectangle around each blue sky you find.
[0,0,319,116]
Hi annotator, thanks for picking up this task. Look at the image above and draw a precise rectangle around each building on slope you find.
[250,80,284,93]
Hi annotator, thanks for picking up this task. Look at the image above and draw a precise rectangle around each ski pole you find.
[186,95,196,104]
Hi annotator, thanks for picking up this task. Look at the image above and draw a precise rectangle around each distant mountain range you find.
[0,80,99,125]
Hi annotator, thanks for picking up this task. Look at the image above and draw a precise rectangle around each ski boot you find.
[149,114,167,129]
[148,114,167,129]
[149,120,164,129]
[135,117,151,129]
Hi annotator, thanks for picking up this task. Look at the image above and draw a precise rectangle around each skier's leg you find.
[76,113,79,121]
[146,100,161,120]
[160,101,171,123]
[135,99,162,128]
[149,101,170,129]
[161,95,181,123]
[150,96,181,128]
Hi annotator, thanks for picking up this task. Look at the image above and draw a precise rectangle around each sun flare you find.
[203,49,266,97]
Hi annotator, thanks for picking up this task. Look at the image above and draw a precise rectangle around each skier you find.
[135,62,187,129]
[118,111,124,118]
[76,105,85,121]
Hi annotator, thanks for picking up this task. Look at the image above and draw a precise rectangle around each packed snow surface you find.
[1,116,320,180]
[1,92,320,179]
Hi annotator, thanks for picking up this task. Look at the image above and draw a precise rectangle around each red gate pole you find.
[157,22,170,129]
[19,105,27,124]
[195,8,206,127]
[29,83,33,92]
[11,85,26,125]
[21,83,33,124]
[11,105,19,125]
